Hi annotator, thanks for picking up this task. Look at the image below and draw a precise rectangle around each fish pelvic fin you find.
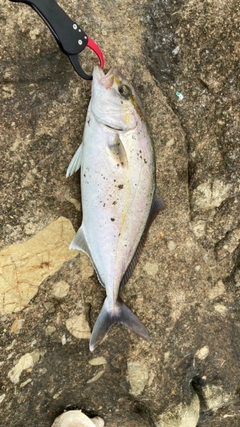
[66,143,83,177]
[89,297,150,351]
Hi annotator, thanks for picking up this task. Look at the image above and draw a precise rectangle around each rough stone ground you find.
[1,0,240,426]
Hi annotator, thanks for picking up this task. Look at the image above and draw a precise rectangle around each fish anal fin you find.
[89,297,149,351]
[150,188,165,220]
[66,143,83,177]
[120,188,165,289]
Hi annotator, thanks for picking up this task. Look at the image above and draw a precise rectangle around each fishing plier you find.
[9,0,105,80]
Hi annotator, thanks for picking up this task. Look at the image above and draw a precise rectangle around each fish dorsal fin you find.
[69,225,90,256]
[120,188,165,289]
[66,143,83,177]
[108,134,128,168]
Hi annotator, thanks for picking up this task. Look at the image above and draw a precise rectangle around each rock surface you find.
[1,0,240,426]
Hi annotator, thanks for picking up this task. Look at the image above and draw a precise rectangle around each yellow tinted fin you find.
[108,134,128,168]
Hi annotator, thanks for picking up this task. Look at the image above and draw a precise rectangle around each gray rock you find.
[1,0,240,426]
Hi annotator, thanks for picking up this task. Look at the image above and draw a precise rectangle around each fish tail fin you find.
[89,297,150,351]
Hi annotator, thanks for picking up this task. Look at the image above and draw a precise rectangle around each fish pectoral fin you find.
[89,297,149,351]
[108,134,128,168]
[66,143,83,177]
[69,226,91,256]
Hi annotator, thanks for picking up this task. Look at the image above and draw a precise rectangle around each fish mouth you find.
[93,66,121,89]
[93,65,105,80]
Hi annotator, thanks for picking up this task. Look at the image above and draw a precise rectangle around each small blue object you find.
[176,91,184,101]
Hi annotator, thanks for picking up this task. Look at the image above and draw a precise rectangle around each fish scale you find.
[67,66,165,351]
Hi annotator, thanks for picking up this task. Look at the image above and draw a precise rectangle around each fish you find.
[66,65,165,351]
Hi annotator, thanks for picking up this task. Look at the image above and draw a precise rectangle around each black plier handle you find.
[9,0,104,80]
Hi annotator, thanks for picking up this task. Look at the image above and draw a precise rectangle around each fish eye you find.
[118,84,131,99]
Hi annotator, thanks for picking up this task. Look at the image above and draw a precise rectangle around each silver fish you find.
[67,66,165,351]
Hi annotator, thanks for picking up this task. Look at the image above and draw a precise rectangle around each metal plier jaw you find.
[9,0,104,80]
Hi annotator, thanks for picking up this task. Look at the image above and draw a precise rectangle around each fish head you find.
[91,66,144,131]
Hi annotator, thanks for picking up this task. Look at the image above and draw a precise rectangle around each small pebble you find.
[52,281,70,299]
[214,304,227,316]
[62,334,67,345]
[127,361,149,396]
[10,319,25,334]
[172,46,180,55]
[45,326,56,336]
[144,262,158,276]
[89,357,107,366]
[0,394,6,404]
[87,370,105,384]
[195,346,209,360]
[8,350,41,384]
[167,240,177,251]
[208,280,225,300]
[66,314,91,339]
